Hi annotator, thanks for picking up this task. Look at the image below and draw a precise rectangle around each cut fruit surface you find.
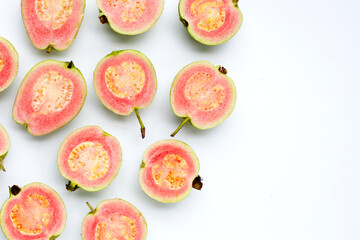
[0,124,10,172]
[139,139,201,203]
[0,37,18,92]
[94,50,157,138]
[0,183,66,240]
[170,61,236,137]
[97,0,164,35]
[21,0,85,52]
[12,60,87,136]
[57,126,122,192]
[82,199,147,240]
[179,0,243,45]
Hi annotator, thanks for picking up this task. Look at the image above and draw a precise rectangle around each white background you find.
[1,0,360,239]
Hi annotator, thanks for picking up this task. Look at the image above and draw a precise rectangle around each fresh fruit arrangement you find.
[0,1,242,239]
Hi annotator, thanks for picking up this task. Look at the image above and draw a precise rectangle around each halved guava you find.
[179,0,243,45]
[21,0,85,53]
[82,199,147,240]
[0,183,66,240]
[12,60,87,136]
[0,124,10,172]
[0,37,18,92]
[139,139,202,203]
[97,0,164,35]
[94,50,157,138]
[170,61,236,137]
[57,125,122,192]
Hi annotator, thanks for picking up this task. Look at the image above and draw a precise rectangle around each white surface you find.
[0,0,360,239]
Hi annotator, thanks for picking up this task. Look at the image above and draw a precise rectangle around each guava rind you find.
[12,60,87,136]
[93,49,157,115]
[179,0,243,45]
[0,124,10,172]
[57,125,122,192]
[97,0,164,35]
[170,61,236,131]
[139,139,200,203]
[0,182,66,240]
[21,0,85,52]
[0,37,18,92]
[81,199,147,240]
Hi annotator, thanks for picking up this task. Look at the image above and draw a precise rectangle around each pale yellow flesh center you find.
[0,53,4,72]
[31,70,74,115]
[35,0,73,29]
[191,0,226,31]
[107,0,146,23]
[10,193,51,235]
[105,61,145,99]
[68,142,110,181]
[95,215,137,240]
[184,71,225,111]
[151,154,189,190]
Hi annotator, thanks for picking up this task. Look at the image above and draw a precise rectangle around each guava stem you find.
[66,181,78,192]
[86,202,95,214]
[135,109,145,139]
[46,45,53,53]
[170,118,190,137]
[0,159,5,172]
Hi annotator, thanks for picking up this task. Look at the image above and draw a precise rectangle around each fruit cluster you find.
[0,0,242,239]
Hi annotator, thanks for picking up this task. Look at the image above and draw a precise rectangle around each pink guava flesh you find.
[139,139,200,203]
[12,60,87,136]
[57,126,122,191]
[179,0,243,45]
[97,0,164,35]
[82,199,147,240]
[0,183,66,240]
[21,0,85,52]
[170,61,236,135]
[0,37,18,92]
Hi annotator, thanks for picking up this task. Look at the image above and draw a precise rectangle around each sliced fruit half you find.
[0,183,66,240]
[94,50,157,138]
[170,61,236,137]
[179,0,243,45]
[0,124,10,172]
[82,199,147,240]
[21,0,85,52]
[139,139,202,203]
[0,37,18,92]
[57,126,122,192]
[12,60,87,136]
[97,0,164,35]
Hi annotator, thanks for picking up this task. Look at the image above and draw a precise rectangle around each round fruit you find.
[0,124,10,172]
[94,50,157,138]
[82,199,147,240]
[12,60,87,136]
[170,61,236,137]
[57,125,122,192]
[0,183,66,240]
[97,0,164,35]
[0,37,18,92]
[179,0,243,45]
[139,139,202,203]
[21,0,85,53]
